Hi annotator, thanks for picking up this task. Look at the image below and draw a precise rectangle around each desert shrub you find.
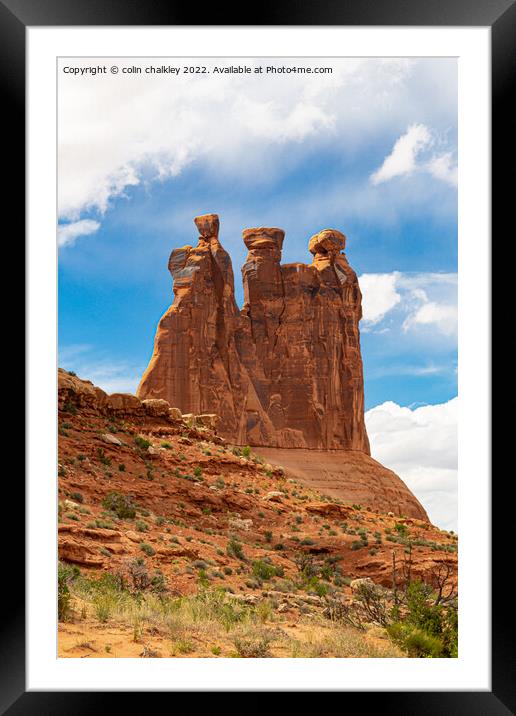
[192,560,208,570]
[351,540,365,550]
[226,537,246,561]
[233,629,274,657]
[395,522,409,537]
[387,623,444,658]
[294,552,318,578]
[70,492,84,503]
[405,581,441,630]
[92,591,117,623]
[251,560,278,581]
[102,491,136,519]
[96,447,111,466]
[404,580,458,657]
[125,557,151,592]
[241,446,251,458]
[134,435,151,450]
[140,542,155,556]
[63,400,78,415]
[58,561,78,620]
[171,639,195,655]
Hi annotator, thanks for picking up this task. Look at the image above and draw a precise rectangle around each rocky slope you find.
[137,214,369,452]
[58,371,453,596]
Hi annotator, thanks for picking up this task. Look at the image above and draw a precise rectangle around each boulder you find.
[102,433,123,446]
[142,398,171,417]
[108,393,143,414]
[196,414,218,430]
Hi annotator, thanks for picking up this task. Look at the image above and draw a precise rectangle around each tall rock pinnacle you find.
[137,215,370,452]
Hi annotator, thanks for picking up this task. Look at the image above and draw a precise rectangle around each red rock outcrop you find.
[137,215,371,453]
[254,448,428,521]
[137,214,275,444]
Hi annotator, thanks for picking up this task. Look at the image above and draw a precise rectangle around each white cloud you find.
[426,151,458,186]
[359,271,457,340]
[58,57,456,226]
[370,123,457,187]
[359,272,401,324]
[402,294,457,336]
[370,123,431,184]
[365,398,457,530]
[59,345,142,394]
[57,219,100,247]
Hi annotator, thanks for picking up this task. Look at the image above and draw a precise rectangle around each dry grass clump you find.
[288,625,403,658]
[61,568,407,658]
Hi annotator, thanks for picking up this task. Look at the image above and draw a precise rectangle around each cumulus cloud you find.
[402,293,457,336]
[57,219,100,248]
[426,151,458,186]
[365,398,457,530]
[370,123,431,184]
[359,271,457,339]
[359,272,401,324]
[58,57,457,226]
[370,124,457,187]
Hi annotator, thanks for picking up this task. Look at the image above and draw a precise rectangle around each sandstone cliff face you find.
[137,215,369,452]
[137,214,275,445]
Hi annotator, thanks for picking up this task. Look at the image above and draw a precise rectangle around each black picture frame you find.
[6,0,510,710]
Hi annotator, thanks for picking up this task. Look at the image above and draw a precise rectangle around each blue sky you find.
[57,57,458,528]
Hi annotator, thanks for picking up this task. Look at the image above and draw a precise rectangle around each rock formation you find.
[137,214,276,445]
[138,214,371,452]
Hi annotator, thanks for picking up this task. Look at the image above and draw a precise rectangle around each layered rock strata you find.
[137,214,369,453]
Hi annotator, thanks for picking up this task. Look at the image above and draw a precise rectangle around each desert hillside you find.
[58,369,457,658]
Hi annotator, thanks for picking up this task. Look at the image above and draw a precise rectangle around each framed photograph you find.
[7,0,509,708]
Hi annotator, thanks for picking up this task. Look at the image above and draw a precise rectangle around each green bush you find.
[134,435,151,450]
[96,447,111,466]
[387,623,444,658]
[226,538,246,561]
[351,540,365,550]
[251,560,278,581]
[58,561,79,620]
[140,542,155,556]
[102,492,136,519]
